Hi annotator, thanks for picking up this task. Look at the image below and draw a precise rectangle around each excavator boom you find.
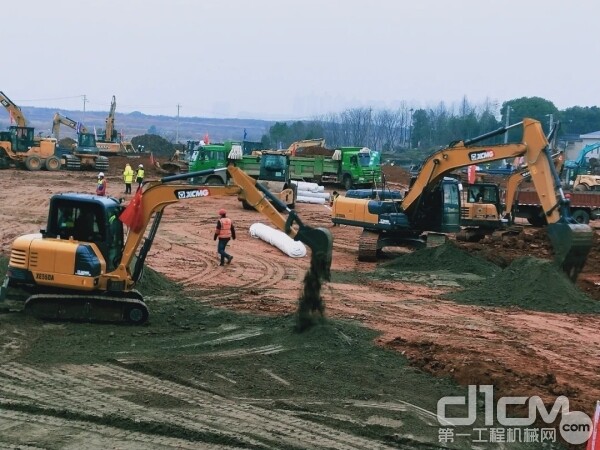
[0,91,27,127]
[121,165,332,283]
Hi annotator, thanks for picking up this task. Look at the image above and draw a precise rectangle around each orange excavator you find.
[0,165,333,325]
[332,118,592,281]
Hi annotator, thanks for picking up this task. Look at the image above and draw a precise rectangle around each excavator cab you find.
[10,126,34,152]
[45,194,125,272]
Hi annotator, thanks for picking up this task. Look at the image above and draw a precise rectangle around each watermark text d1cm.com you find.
[437,385,592,445]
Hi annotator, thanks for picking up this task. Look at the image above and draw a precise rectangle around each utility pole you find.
[82,94,88,124]
[504,106,512,144]
[176,104,181,143]
[408,108,414,149]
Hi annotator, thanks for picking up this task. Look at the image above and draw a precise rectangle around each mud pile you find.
[136,266,183,296]
[381,241,501,277]
[381,165,411,186]
[448,256,600,313]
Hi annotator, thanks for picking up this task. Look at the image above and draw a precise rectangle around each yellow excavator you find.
[0,165,333,324]
[52,112,109,171]
[332,118,593,280]
[95,95,136,155]
[0,91,60,171]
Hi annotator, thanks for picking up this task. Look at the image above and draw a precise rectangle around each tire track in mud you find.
[0,409,234,450]
[0,362,395,450]
[150,235,303,297]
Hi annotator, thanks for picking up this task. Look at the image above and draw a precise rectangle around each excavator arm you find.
[52,112,88,140]
[104,95,116,142]
[0,91,27,127]
[504,151,565,220]
[402,118,592,280]
[117,164,332,287]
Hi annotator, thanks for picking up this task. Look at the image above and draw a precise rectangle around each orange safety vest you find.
[217,217,232,238]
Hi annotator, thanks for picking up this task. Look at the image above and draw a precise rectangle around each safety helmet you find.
[98,172,105,177]
[218,209,226,216]
[138,164,143,168]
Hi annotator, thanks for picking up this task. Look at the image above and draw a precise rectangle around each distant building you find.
[563,131,600,160]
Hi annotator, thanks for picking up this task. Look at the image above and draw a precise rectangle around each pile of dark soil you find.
[136,265,183,296]
[448,256,600,313]
[380,241,501,277]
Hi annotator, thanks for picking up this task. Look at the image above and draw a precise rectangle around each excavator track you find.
[358,230,380,262]
[23,291,148,325]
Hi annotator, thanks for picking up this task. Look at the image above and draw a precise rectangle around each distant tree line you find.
[261,96,600,155]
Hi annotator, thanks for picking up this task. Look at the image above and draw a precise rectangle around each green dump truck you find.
[188,143,381,189]
[289,147,382,189]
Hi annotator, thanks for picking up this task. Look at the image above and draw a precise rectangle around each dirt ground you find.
[0,162,598,449]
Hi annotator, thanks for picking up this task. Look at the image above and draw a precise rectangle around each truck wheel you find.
[45,156,61,171]
[206,176,224,185]
[343,175,353,190]
[574,183,589,191]
[571,209,590,224]
[25,155,42,171]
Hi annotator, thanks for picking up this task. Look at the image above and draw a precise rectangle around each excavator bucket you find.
[295,226,333,281]
[546,222,593,281]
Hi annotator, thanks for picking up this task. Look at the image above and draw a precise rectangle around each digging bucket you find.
[547,221,593,281]
[296,227,333,282]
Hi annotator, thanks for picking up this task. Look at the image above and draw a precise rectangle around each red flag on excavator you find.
[467,165,476,184]
[204,133,210,144]
[119,187,144,232]
[588,401,600,450]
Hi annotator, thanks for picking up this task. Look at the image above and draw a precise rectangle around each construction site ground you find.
[0,160,599,449]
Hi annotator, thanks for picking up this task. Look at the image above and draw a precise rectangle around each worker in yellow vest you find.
[135,164,145,188]
[123,163,134,194]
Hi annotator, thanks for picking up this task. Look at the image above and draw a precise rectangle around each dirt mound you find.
[381,165,411,186]
[134,266,183,296]
[296,146,333,156]
[380,241,501,277]
[448,256,600,313]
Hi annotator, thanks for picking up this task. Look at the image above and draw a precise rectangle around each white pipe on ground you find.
[249,223,307,257]
[297,195,326,204]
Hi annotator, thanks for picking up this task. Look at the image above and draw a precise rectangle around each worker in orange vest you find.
[214,209,236,266]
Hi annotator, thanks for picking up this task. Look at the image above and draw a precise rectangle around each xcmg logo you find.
[469,150,495,161]
[175,189,210,199]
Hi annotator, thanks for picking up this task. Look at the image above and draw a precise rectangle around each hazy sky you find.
[4,0,599,120]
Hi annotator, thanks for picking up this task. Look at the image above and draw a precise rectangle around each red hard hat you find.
[218,209,226,216]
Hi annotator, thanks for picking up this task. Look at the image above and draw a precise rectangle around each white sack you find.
[297,190,330,200]
[292,180,324,192]
[249,223,307,257]
[297,195,326,204]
